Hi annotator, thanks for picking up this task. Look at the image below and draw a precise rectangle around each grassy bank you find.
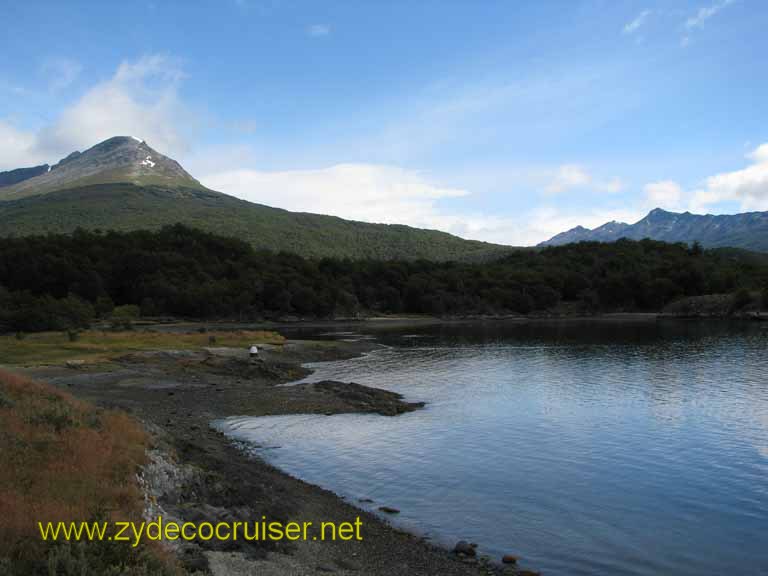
[0,329,285,366]
[0,369,176,575]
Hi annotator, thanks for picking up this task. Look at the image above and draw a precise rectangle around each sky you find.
[1,0,767,246]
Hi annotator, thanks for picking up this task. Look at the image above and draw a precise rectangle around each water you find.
[215,320,768,575]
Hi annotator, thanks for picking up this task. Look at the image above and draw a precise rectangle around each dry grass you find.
[0,329,285,366]
[0,370,177,574]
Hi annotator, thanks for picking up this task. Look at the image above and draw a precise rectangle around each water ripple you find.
[216,322,768,576]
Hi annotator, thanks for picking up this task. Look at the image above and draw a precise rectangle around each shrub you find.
[94,295,115,318]
[110,305,141,330]
[0,370,175,575]
[730,288,752,313]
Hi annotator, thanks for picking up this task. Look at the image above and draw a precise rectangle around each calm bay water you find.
[216,320,768,575]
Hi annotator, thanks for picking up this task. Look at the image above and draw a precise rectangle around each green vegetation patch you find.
[0,329,285,366]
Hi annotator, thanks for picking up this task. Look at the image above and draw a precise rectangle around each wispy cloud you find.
[644,180,683,210]
[0,54,192,169]
[623,10,651,35]
[685,0,735,29]
[545,164,624,195]
[41,57,82,93]
[307,24,330,37]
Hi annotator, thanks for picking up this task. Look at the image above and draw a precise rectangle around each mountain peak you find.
[646,207,673,218]
[0,136,202,200]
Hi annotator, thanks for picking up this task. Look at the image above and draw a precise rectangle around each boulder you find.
[453,540,476,557]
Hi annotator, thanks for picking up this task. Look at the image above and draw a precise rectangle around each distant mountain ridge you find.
[0,164,50,188]
[539,208,768,252]
[0,136,510,261]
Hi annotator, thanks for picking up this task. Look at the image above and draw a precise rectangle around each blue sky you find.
[1,0,767,245]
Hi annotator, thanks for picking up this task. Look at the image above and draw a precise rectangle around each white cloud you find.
[623,10,651,35]
[521,206,646,245]
[0,55,191,170]
[690,142,768,211]
[199,162,641,246]
[307,24,330,37]
[685,0,735,29]
[644,180,683,210]
[37,55,189,158]
[201,163,468,225]
[41,57,82,93]
[0,120,47,170]
[544,164,624,194]
[545,164,591,193]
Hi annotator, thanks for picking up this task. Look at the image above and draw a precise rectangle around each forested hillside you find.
[1,225,766,332]
[0,137,510,261]
[0,183,509,261]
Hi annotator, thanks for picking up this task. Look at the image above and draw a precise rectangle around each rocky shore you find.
[21,338,531,576]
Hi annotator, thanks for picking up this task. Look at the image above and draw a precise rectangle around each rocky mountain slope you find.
[540,208,768,252]
[0,137,509,261]
[0,136,202,200]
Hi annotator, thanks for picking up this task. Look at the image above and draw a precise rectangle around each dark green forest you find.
[1,225,767,332]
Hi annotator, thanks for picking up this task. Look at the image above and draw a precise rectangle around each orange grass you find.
[0,370,175,573]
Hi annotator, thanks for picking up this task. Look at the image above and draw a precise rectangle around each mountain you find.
[0,164,50,188]
[539,208,768,252]
[0,136,202,200]
[0,136,510,261]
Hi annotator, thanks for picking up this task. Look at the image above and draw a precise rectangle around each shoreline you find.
[19,337,524,576]
[121,310,767,336]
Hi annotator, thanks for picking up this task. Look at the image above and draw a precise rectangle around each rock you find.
[517,571,540,576]
[65,360,85,369]
[359,498,374,503]
[453,540,476,557]
[335,558,362,571]
[378,506,400,514]
[180,547,208,572]
[316,565,335,573]
[501,554,518,564]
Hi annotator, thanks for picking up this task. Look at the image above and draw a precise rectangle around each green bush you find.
[110,305,141,330]
[730,288,753,312]
[95,295,115,318]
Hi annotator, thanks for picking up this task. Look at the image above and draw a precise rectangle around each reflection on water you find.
[216,320,768,576]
